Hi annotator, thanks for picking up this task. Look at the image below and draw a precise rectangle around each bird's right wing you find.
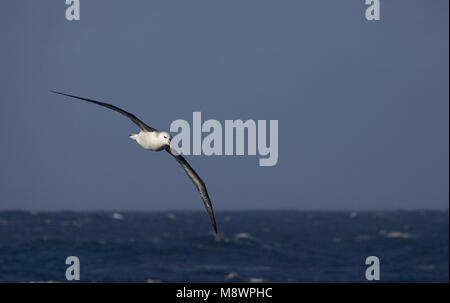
[51,91,156,132]
[166,147,218,233]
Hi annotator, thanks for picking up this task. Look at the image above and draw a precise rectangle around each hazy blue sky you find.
[0,1,448,211]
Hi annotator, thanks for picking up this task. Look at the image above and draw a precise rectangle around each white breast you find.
[135,131,165,151]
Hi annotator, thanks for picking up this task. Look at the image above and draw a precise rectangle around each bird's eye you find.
[164,136,167,139]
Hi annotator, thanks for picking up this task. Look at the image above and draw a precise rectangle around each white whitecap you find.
[386,231,414,239]
[380,230,415,239]
[234,232,255,240]
[225,272,240,280]
[112,212,124,220]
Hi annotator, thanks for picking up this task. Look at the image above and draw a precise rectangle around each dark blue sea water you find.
[0,210,448,282]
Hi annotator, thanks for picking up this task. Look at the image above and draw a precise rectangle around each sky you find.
[0,0,448,211]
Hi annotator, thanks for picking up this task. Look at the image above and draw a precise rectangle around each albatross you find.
[51,91,218,233]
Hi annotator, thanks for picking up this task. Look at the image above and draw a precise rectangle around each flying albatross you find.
[51,91,217,233]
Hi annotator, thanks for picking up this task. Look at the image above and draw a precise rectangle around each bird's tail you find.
[129,134,138,140]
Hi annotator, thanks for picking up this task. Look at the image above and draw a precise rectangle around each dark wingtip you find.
[209,211,218,234]
[50,90,67,96]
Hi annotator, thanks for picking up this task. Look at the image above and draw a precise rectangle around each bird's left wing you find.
[166,147,218,233]
[51,91,156,132]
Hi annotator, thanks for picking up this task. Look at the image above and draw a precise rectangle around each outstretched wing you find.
[51,91,156,132]
[166,147,218,233]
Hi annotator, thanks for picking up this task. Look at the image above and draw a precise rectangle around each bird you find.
[51,90,218,233]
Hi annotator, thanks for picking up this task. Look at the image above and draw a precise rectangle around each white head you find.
[158,131,172,147]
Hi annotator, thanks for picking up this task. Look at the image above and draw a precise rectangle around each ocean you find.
[0,210,448,282]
